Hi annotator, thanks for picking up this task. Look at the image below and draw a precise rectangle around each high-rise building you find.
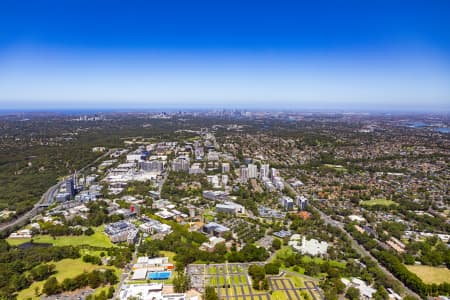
[172,156,190,172]
[297,196,308,211]
[260,164,270,179]
[271,167,279,179]
[221,162,230,173]
[66,178,75,197]
[248,164,258,179]
[239,165,249,182]
[140,160,164,173]
[221,174,229,186]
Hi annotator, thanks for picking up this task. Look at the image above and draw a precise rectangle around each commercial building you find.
[139,219,173,235]
[172,156,190,172]
[127,150,148,162]
[105,221,138,244]
[189,163,204,174]
[203,222,230,237]
[260,164,270,179]
[216,202,245,214]
[296,196,308,210]
[202,190,229,201]
[119,283,187,300]
[221,162,230,173]
[289,234,328,257]
[247,164,258,179]
[279,196,294,211]
[140,160,164,173]
[239,165,249,182]
[66,178,75,197]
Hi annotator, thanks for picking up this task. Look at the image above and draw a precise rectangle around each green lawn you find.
[160,251,176,263]
[274,246,294,261]
[301,256,346,268]
[285,275,306,288]
[7,225,114,248]
[361,199,398,207]
[271,290,289,300]
[406,265,450,284]
[17,258,119,299]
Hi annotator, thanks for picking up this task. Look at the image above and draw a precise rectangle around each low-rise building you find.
[105,221,138,244]
[216,202,245,214]
[203,222,230,237]
[289,234,328,257]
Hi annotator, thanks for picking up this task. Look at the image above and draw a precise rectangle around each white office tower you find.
[222,162,230,173]
[240,165,249,182]
[260,164,270,179]
[248,164,258,179]
[271,167,279,178]
[221,174,229,186]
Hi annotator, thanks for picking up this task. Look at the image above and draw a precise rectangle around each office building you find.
[221,162,230,173]
[140,160,164,173]
[296,196,308,210]
[66,178,75,197]
[171,156,190,172]
[279,196,294,211]
[240,165,249,182]
[248,164,258,179]
[260,164,270,179]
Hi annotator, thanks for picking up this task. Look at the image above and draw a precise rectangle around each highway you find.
[0,149,115,234]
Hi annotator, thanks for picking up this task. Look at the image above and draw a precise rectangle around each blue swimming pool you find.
[148,271,171,280]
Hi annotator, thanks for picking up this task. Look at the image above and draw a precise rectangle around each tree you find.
[43,277,60,295]
[264,263,280,275]
[107,286,115,298]
[373,285,389,300]
[272,238,282,250]
[173,272,190,293]
[345,287,360,300]
[204,286,219,300]
[84,227,95,236]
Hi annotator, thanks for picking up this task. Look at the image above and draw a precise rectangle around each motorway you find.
[0,149,115,234]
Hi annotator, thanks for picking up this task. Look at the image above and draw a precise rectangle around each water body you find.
[406,122,429,128]
[436,127,450,133]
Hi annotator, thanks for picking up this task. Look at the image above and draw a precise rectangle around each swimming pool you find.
[147,271,171,280]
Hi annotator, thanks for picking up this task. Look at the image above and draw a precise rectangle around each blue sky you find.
[0,0,449,111]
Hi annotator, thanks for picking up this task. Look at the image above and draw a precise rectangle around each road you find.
[311,204,421,299]
[282,181,421,299]
[0,149,115,233]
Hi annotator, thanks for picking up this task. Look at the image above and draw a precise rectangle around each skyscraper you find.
[248,164,258,179]
[240,165,249,182]
[66,178,75,197]
[260,164,270,179]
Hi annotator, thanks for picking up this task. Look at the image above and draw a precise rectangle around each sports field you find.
[361,199,397,206]
[406,265,450,284]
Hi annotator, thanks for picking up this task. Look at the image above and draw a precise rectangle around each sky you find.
[0,0,450,112]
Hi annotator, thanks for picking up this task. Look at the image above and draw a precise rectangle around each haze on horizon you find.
[0,0,449,112]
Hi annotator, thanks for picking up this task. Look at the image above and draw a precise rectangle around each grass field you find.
[7,225,114,248]
[361,199,398,207]
[271,290,289,300]
[160,251,176,263]
[406,265,450,284]
[17,258,119,300]
[284,275,305,288]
